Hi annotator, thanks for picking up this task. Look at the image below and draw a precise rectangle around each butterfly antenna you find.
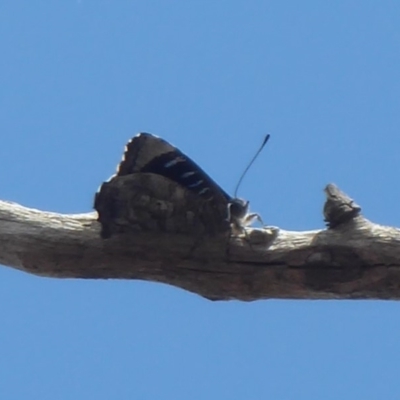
[234,134,270,198]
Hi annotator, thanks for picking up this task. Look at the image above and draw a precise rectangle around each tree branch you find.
[1,183,400,301]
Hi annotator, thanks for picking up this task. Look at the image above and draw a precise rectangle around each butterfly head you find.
[229,197,249,221]
[228,197,251,233]
[228,197,264,233]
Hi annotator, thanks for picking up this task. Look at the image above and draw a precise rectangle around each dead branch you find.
[1,183,400,301]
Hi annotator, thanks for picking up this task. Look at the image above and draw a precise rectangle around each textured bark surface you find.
[1,184,400,301]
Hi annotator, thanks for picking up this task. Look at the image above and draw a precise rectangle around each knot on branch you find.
[323,184,361,228]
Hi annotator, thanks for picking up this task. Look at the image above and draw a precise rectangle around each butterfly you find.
[95,133,264,238]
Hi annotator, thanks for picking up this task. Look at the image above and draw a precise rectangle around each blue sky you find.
[1,2,400,399]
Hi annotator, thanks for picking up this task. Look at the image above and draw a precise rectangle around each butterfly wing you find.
[117,133,232,205]
[95,133,234,238]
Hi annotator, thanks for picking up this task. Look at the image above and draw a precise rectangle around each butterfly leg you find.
[243,212,265,227]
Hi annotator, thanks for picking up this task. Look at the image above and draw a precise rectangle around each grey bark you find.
[1,183,399,301]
